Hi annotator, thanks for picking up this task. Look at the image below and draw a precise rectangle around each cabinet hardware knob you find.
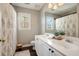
[51,50,54,53]
[0,39,5,42]
[2,40,5,42]
[0,40,1,42]
[49,48,51,51]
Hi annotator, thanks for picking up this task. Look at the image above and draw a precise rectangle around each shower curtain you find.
[0,4,17,56]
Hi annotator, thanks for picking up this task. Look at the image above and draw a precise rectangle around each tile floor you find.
[15,46,37,56]
[15,50,30,56]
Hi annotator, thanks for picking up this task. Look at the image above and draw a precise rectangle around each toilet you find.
[31,40,35,50]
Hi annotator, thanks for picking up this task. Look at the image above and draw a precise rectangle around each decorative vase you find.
[55,35,65,40]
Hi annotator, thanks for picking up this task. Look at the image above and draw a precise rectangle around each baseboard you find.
[22,44,32,47]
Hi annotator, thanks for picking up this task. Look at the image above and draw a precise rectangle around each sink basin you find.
[65,37,79,46]
[65,39,73,43]
[50,39,78,49]
[60,42,74,49]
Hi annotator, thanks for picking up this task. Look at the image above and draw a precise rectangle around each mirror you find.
[45,3,78,37]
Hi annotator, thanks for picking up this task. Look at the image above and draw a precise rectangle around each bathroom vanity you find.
[35,34,79,56]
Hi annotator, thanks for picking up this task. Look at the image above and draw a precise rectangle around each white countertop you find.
[36,35,79,56]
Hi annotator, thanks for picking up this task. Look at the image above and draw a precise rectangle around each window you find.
[18,12,31,30]
[46,15,55,30]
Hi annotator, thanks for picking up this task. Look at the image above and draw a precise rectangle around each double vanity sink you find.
[35,34,79,56]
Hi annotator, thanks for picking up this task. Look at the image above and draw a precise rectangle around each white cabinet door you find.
[35,37,44,56]
[35,37,53,56]
[39,39,51,56]
[0,9,2,56]
[35,38,40,56]
[0,42,2,56]
[35,37,51,56]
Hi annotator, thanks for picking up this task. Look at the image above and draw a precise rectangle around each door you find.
[0,8,2,56]
[0,4,17,56]
[39,40,51,56]
[35,37,41,56]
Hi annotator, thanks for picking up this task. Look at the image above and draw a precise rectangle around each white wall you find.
[40,8,46,34]
[14,6,41,45]
[40,4,49,34]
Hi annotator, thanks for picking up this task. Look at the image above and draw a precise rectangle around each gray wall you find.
[14,6,41,45]
[40,5,46,34]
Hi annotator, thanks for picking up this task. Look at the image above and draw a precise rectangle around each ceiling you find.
[12,3,77,16]
[45,3,77,16]
[12,3,44,11]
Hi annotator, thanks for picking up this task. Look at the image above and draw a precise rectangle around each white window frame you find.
[18,12,31,30]
[46,16,55,30]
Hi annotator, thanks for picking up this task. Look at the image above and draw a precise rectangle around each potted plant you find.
[54,31,60,36]
[59,31,65,35]
[54,31,65,40]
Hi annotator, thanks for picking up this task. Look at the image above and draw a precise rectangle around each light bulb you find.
[53,5,58,9]
[48,3,53,9]
[58,3,64,6]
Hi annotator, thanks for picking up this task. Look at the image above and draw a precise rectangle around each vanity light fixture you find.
[48,3,64,9]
